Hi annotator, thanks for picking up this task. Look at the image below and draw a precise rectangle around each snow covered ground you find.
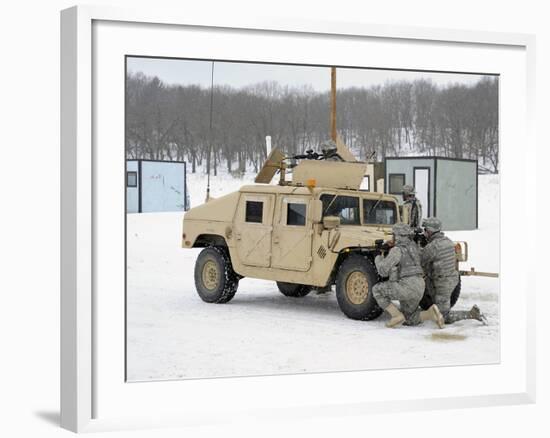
[126,172,500,381]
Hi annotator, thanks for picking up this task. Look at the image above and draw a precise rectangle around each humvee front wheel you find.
[335,255,383,320]
[276,282,311,298]
[194,247,239,303]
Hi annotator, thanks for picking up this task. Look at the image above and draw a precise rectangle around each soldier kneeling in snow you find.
[420,217,487,324]
[372,223,445,329]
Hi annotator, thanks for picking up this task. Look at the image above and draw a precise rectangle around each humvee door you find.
[271,196,313,272]
[234,193,275,268]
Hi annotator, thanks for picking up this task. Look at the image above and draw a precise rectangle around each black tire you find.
[194,246,239,303]
[276,282,311,298]
[419,276,461,310]
[335,255,383,321]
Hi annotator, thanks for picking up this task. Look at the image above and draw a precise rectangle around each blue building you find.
[126,159,188,213]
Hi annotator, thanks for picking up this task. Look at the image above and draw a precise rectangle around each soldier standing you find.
[401,185,423,228]
[421,217,486,324]
[372,223,445,328]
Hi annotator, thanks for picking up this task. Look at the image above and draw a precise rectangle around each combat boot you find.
[445,305,487,325]
[468,305,487,324]
[420,304,445,329]
[384,303,405,328]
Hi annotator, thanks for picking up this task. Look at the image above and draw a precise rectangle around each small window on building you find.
[389,174,405,194]
[287,202,306,226]
[245,200,263,223]
[320,194,360,225]
[127,171,137,188]
[363,199,397,225]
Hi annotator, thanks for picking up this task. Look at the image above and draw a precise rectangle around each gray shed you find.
[126,159,188,213]
[384,157,478,231]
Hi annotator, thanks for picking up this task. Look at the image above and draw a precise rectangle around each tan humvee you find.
[181,144,493,320]
[182,146,409,320]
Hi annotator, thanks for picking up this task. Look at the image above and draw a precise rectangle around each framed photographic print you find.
[61,5,536,432]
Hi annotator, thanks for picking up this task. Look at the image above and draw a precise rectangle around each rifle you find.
[413,227,428,247]
[374,239,394,255]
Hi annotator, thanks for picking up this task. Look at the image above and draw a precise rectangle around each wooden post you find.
[331,67,337,142]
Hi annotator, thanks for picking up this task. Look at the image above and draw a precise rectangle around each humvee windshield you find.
[320,194,360,225]
[363,199,397,225]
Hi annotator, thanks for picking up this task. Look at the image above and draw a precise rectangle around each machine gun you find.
[290,147,345,163]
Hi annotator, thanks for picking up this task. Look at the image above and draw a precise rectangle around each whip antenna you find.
[206,61,215,202]
[330,67,337,142]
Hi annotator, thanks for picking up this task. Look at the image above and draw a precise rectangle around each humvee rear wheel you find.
[194,247,239,303]
[335,255,383,320]
[276,282,311,298]
[419,276,461,310]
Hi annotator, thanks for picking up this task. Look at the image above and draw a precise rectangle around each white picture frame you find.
[60,5,536,433]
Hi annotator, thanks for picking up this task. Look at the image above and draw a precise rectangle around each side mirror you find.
[310,199,323,223]
[323,215,341,230]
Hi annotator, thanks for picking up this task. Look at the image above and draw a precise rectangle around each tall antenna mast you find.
[329,67,356,162]
[330,67,337,142]
[206,61,215,202]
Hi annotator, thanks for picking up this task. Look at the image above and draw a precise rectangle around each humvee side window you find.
[320,195,360,225]
[245,200,263,223]
[363,199,397,225]
[287,203,306,226]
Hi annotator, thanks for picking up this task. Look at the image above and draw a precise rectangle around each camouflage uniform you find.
[421,231,459,316]
[401,185,423,229]
[372,224,425,326]
[421,217,485,324]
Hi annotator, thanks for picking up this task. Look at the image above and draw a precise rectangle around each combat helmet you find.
[392,223,413,237]
[422,217,442,232]
[402,184,415,196]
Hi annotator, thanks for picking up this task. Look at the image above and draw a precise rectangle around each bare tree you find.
[125,72,499,174]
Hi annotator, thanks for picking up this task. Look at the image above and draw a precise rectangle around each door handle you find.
[235,232,242,240]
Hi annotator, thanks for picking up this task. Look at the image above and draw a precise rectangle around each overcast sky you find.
[127,57,493,91]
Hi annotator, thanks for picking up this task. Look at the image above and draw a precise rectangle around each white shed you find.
[126,159,188,213]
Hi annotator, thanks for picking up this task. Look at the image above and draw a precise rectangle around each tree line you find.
[126,72,499,174]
